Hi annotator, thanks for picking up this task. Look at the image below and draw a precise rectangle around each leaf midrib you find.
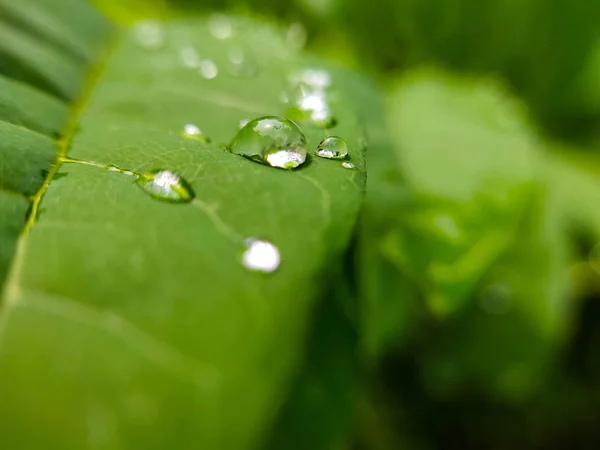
[1,32,118,303]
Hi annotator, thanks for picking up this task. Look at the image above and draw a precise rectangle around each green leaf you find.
[263,266,359,450]
[418,186,573,401]
[381,69,537,316]
[0,8,367,450]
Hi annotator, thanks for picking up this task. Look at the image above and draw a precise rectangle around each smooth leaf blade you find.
[0,15,367,450]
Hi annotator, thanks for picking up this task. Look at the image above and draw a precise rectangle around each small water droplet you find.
[286,86,336,128]
[227,47,258,77]
[136,169,195,203]
[182,124,210,143]
[316,136,348,159]
[285,22,307,50]
[341,161,355,169]
[179,45,201,68]
[133,20,164,50]
[208,14,233,40]
[291,68,331,89]
[199,60,218,79]
[242,238,280,273]
[229,116,308,170]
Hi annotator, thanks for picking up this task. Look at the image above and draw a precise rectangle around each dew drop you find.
[242,238,280,273]
[199,59,218,79]
[136,169,195,203]
[227,47,258,77]
[291,68,331,90]
[133,20,164,50]
[208,13,233,40]
[229,116,308,169]
[341,161,355,169]
[182,124,210,143]
[316,136,348,159]
[179,45,201,68]
[286,86,336,128]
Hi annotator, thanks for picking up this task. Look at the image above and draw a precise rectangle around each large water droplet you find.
[179,45,201,68]
[182,124,210,143]
[136,169,195,203]
[133,20,164,50]
[341,161,355,170]
[199,60,218,79]
[227,47,258,77]
[229,116,308,169]
[208,14,233,40]
[242,238,280,273]
[316,136,348,159]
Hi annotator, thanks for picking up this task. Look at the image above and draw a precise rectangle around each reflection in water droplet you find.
[179,45,201,68]
[242,238,280,273]
[199,60,218,79]
[341,161,355,169]
[133,20,164,50]
[136,169,195,203]
[229,116,308,169]
[227,47,258,77]
[479,284,512,315]
[285,22,307,50]
[182,124,210,143]
[208,14,233,40]
[316,136,348,159]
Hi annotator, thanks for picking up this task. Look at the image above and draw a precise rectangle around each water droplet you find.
[179,45,201,68]
[316,136,348,159]
[291,68,331,90]
[286,86,336,128]
[285,22,307,50]
[199,60,218,79]
[133,20,164,50]
[341,161,355,169]
[208,14,233,40]
[229,116,308,169]
[136,169,195,203]
[227,47,258,77]
[182,124,210,143]
[242,238,280,273]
